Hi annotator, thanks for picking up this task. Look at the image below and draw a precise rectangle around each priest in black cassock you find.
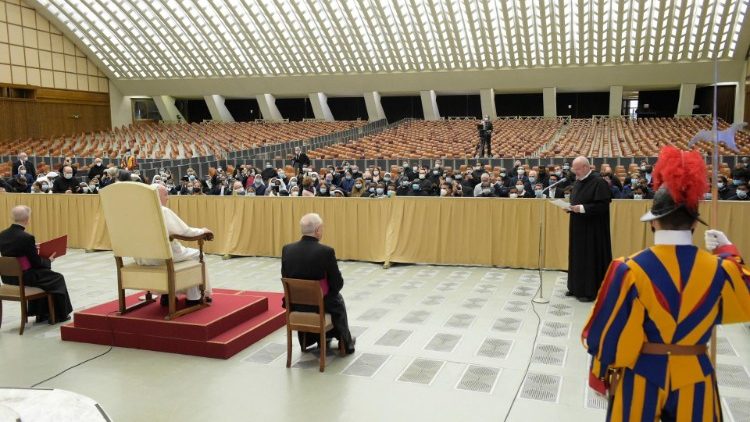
[566,156,612,302]
[0,206,73,322]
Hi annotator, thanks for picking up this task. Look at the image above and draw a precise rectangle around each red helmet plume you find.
[651,145,707,211]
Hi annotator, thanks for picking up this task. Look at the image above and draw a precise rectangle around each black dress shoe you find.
[344,337,356,355]
[160,295,169,307]
[577,296,595,303]
[35,315,49,324]
[565,291,575,297]
[185,299,205,307]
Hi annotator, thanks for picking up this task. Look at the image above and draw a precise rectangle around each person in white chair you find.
[137,184,213,306]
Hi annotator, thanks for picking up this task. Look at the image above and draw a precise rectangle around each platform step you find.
[61,290,287,359]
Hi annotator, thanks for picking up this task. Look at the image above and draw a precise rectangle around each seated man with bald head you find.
[281,213,355,354]
[136,184,213,306]
[0,206,73,323]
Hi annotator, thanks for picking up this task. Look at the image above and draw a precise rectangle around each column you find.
[543,87,557,117]
[734,64,747,124]
[152,95,185,122]
[109,81,133,128]
[255,94,283,121]
[677,83,697,116]
[364,91,386,121]
[480,88,497,119]
[609,85,623,116]
[308,92,334,121]
[420,90,440,121]
[204,95,235,122]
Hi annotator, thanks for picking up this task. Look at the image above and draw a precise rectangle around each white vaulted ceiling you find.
[31,0,750,80]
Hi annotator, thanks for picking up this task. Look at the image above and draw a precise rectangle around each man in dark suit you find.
[0,206,73,323]
[281,213,355,354]
[546,175,566,199]
[291,146,311,176]
[12,152,36,180]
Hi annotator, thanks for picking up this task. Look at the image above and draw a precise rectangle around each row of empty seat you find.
[542,116,750,157]
[0,120,368,160]
[307,119,564,159]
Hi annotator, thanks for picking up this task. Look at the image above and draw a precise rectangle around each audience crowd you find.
[5,152,750,201]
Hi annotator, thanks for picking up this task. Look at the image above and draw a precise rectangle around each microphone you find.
[542,177,567,193]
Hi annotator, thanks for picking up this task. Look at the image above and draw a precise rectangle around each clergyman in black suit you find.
[0,206,73,323]
[281,213,355,354]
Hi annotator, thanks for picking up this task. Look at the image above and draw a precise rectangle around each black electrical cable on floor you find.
[502,274,544,422]
[30,311,118,388]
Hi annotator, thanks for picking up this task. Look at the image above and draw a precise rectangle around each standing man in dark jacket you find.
[13,152,36,180]
[291,146,310,176]
[0,206,72,322]
[281,213,355,354]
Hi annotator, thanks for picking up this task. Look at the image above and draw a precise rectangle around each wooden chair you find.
[99,182,211,320]
[281,277,344,372]
[0,257,55,335]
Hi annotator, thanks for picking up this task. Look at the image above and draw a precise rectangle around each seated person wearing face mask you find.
[339,172,355,193]
[509,167,531,192]
[373,183,387,198]
[396,179,411,196]
[52,166,80,193]
[728,182,749,200]
[514,181,534,198]
[231,181,246,196]
[717,175,736,200]
[87,158,105,180]
[9,173,31,193]
[406,179,429,196]
[474,174,498,198]
[317,183,331,197]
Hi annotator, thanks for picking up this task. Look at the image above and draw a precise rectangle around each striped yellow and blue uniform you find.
[582,243,750,422]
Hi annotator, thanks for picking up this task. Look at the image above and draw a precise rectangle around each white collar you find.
[654,230,693,246]
[580,170,592,181]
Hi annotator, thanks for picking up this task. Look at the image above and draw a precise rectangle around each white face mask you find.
[509,193,518,199]
[64,173,73,180]
[564,194,571,199]
[633,194,643,200]
[737,190,748,199]
[355,183,362,189]
[717,182,725,189]
[96,162,102,166]
[515,185,524,191]
[376,188,384,195]
[291,191,299,196]
[41,184,49,191]
[82,187,89,193]
[518,170,525,175]
[418,174,426,179]
[320,188,327,194]
[440,189,448,196]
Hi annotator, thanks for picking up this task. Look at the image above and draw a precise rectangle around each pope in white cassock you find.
[136,184,213,305]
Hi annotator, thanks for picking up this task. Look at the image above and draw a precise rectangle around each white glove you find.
[705,230,731,251]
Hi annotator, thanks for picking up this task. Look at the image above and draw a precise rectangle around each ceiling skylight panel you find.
[488,2,506,67]
[551,0,565,65]
[728,1,749,56]
[567,0,579,65]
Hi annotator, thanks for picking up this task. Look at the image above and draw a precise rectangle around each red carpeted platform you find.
[60,289,286,359]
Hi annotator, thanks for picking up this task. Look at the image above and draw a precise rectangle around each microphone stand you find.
[532,178,566,304]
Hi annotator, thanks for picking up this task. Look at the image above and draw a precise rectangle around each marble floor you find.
[1,249,749,422]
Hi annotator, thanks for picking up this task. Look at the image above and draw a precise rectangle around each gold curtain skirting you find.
[0,194,747,271]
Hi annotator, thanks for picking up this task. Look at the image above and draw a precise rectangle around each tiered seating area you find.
[307,119,564,159]
[0,120,367,160]
[543,116,750,157]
